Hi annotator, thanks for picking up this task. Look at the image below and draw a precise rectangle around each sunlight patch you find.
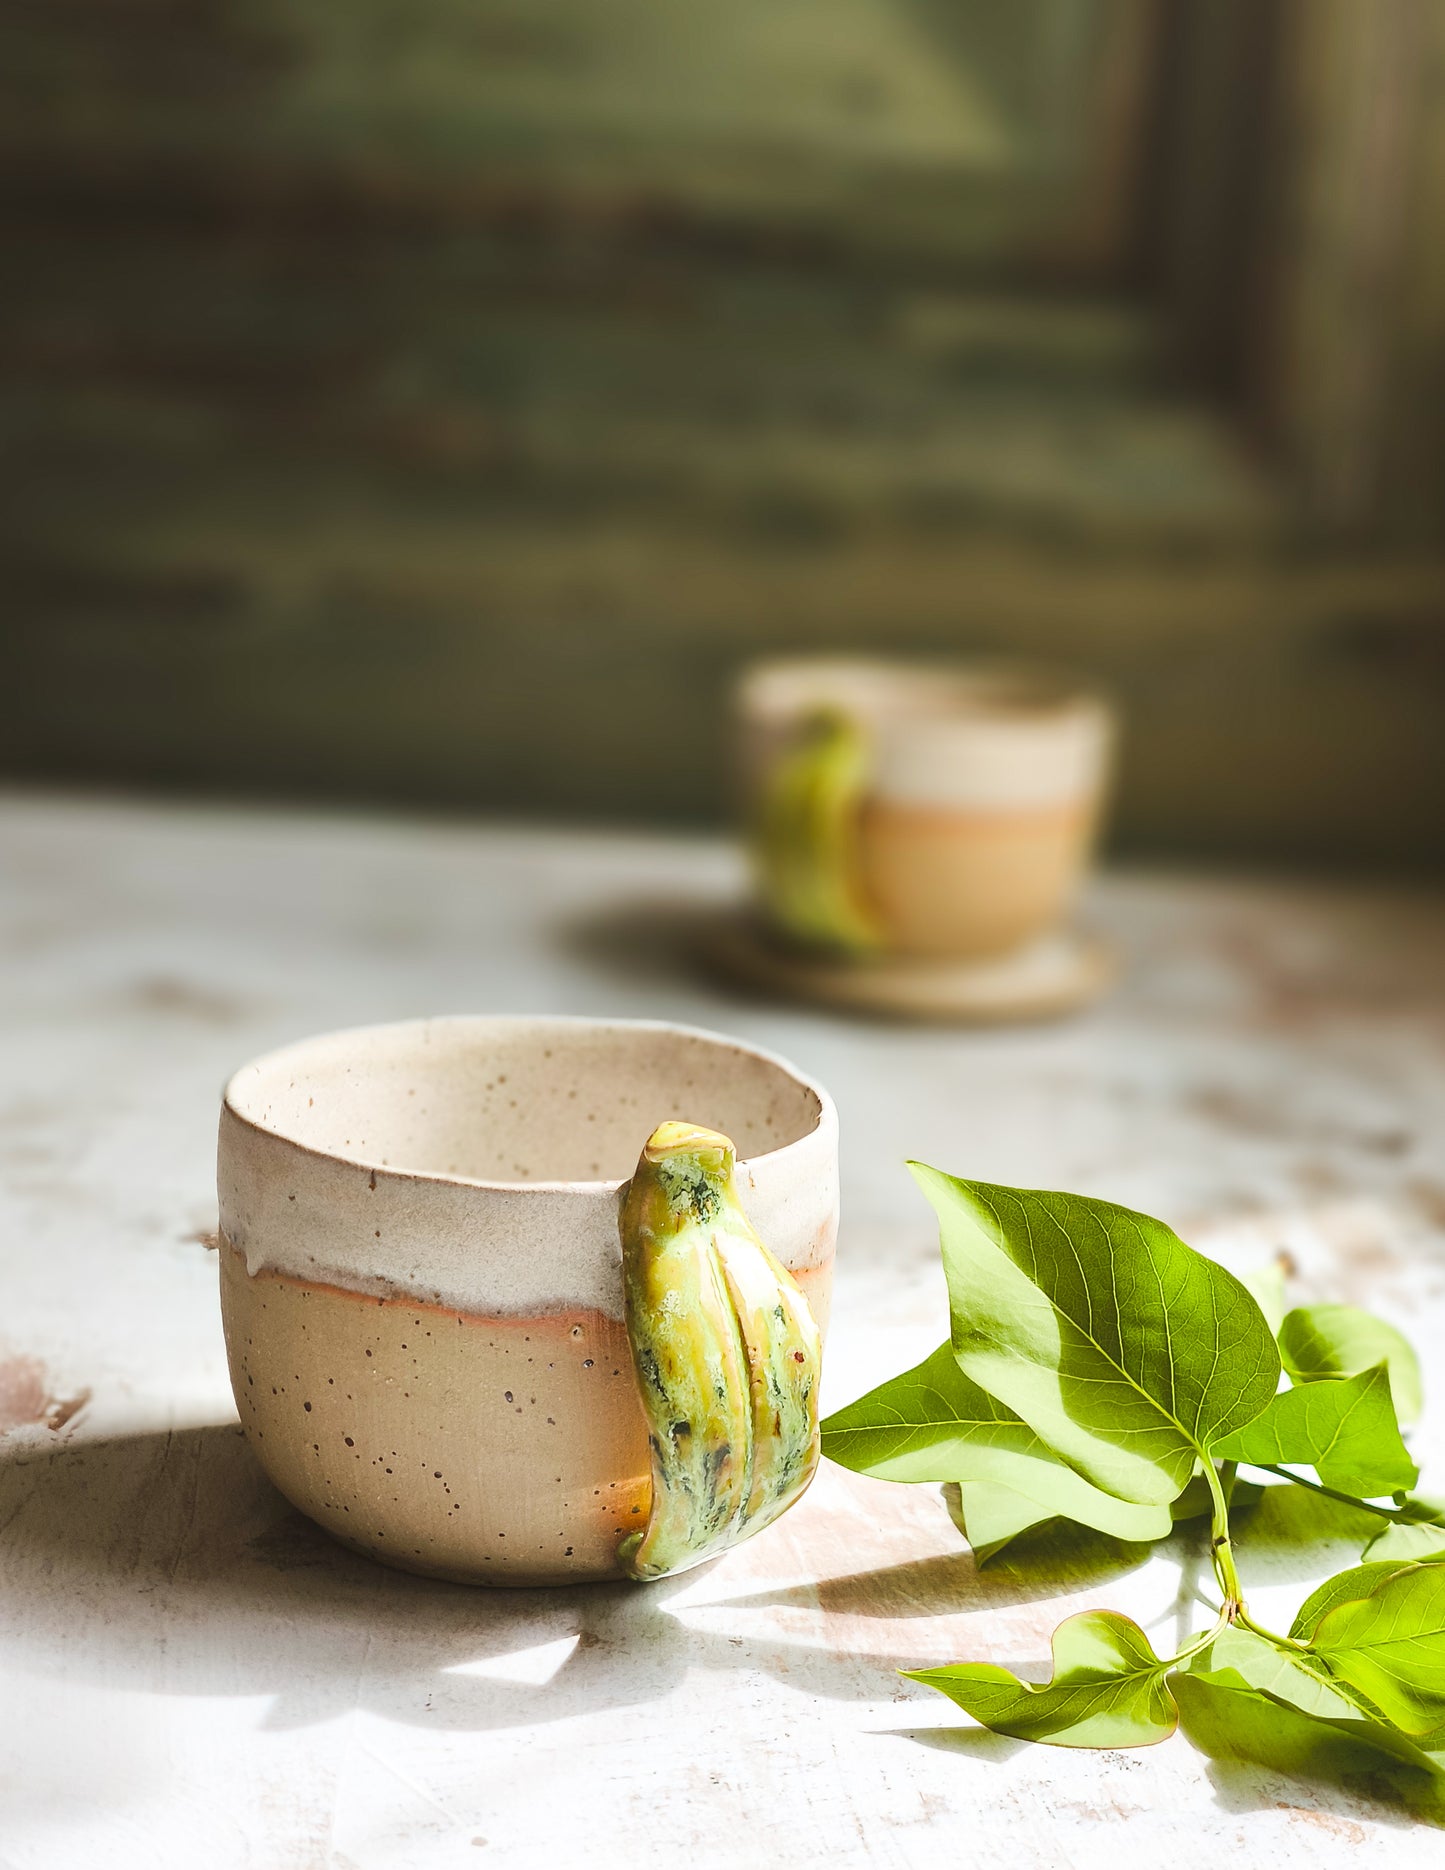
[444,1635,580,1686]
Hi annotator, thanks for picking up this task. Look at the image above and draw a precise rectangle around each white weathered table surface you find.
[4,793,1445,1870]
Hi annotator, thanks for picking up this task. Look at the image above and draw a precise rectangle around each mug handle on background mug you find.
[749,707,881,956]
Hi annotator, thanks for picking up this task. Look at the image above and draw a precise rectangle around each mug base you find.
[312,1520,630,1588]
[700,912,1116,1024]
[218,1239,652,1586]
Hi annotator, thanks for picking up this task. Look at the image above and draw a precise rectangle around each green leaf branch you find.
[821,1171,1445,1799]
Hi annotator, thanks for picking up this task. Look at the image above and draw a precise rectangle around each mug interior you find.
[224,1017,823,1186]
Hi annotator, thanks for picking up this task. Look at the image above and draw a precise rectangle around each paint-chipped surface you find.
[0,1354,90,1434]
[3,793,1445,1868]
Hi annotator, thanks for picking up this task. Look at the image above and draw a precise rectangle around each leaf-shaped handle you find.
[751,707,880,954]
[617,1121,822,1581]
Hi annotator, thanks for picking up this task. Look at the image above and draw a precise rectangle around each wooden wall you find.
[4,0,1444,871]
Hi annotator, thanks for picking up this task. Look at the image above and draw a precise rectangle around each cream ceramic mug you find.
[216,1016,837,1586]
[737,657,1114,961]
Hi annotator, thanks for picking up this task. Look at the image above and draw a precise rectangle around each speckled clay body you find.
[216,1017,837,1585]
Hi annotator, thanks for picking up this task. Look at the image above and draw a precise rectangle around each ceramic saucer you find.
[700,913,1117,1023]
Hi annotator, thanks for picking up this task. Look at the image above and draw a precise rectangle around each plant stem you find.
[1203,1459,1245,1620]
[1168,1610,1229,1668]
[1245,1463,1400,1520]
[1236,1608,1308,1649]
[1211,1461,1400,1651]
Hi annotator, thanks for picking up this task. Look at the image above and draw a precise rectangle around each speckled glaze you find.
[216,1017,837,1585]
[738,657,1115,960]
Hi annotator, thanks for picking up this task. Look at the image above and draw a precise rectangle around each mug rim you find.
[222,1013,835,1198]
[736,653,1111,728]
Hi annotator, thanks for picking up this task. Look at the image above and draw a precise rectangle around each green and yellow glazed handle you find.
[618,1121,823,1580]
[751,707,881,955]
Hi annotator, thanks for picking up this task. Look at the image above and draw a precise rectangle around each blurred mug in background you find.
[736,659,1115,965]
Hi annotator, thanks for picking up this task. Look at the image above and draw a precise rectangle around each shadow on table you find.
[552,893,801,1021]
[1227,1474,1394,1582]
[8,1426,1435,1829]
[713,1487,1444,1831]
[884,1726,1027,1762]
[892,1715,1442,1830]
[0,1421,918,1734]
[710,1518,1158,1623]
[551,895,725,997]
[1175,1676,1445,1830]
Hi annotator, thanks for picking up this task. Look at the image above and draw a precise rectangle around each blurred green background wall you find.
[5,0,1445,870]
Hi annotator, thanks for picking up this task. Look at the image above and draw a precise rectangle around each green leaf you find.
[942,1480,1054,1564]
[1291,1562,1421,1641]
[1213,1364,1417,1498]
[1311,1563,1445,1734]
[1167,1472,1213,1521]
[1198,1623,1378,1721]
[820,1343,1172,1545]
[1241,1259,1288,1334]
[1364,1497,1445,1565]
[1280,1304,1423,1426]
[1170,1471,1263,1522]
[911,1170,1280,1507]
[905,1611,1176,1748]
[1175,1671,1445,1790]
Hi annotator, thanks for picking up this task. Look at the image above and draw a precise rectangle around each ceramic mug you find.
[737,657,1115,961]
[216,1016,837,1586]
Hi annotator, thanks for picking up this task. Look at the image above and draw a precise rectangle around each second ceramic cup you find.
[737,657,1114,960]
[217,1016,837,1586]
